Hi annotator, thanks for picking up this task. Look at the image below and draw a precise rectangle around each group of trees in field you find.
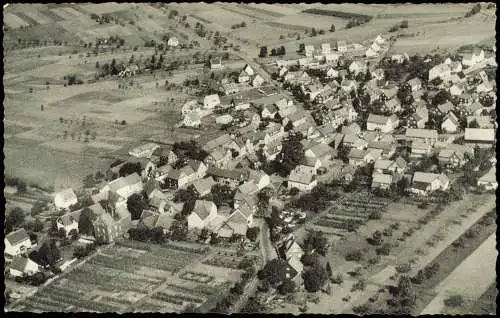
[259,45,286,58]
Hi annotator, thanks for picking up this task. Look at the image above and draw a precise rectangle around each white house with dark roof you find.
[54,188,78,211]
[366,114,399,133]
[288,165,317,192]
[477,166,497,190]
[441,111,460,133]
[410,172,450,195]
[9,256,40,278]
[188,200,218,230]
[203,94,221,109]
[56,210,81,237]
[464,128,495,148]
[5,228,32,257]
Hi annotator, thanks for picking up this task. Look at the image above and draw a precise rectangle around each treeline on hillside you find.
[302,8,372,22]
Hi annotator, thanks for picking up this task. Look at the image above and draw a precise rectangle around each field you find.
[12,240,246,313]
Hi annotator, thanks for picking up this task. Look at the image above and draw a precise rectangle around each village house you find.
[56,210,81,237]
[215,114,233,125]
[367,140,397,160]
[391,53,409,63]
[217,210,249,238]
[428,63,451,81]
[325,67,339,79]
[53,188,78,211]
[437,148,467,168]
[371,69,385,81]
[220,82,240,96]
[277,237,304,280]
[252,75,265,88]
[464,128,495,148]
[410,140,433,159]
[9,256,41,278]
[305,142,333,165]
[371,173,393,190]
[449,82,466,96]
[164,166,196,189]
[150,146,177,166]
[477,166,497,190]
[405,128,438,145]
[463,101,484,116]
[366,114,399,133]
[410,172,450,195]
[349,60,367,76]
[128,143,160,158]
[93,205,131,244]
[343,133,368,151]
[182,99,201,116]
[304,45,315,57]
[204,94,221,109]
[183,111,202,128]
[261,104,279,119]
[207,166,249,186]
[341,80,358,93]
[5,228,32,258]
[167,37,179,47]
[348,148,366,167]
[148,189,170,213]
[411,105,429,129]
[288,165,317,192]
[407,77,422,92]
[380,86,398,101]
[374,157,407,175]
[462,49,485,67]
[210,57,223,70]
[205,148,233,169]
[262,139,283,161]
[188,200,218,230]
[436,101,455,116]
[467,116,494,129]
[476,80,494,93]
[441,111,460,133]
[94,173,144,210]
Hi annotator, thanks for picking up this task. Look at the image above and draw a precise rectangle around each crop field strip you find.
[236,4,286,18]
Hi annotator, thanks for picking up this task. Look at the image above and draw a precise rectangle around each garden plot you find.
[79,3,136,15]
[247,3,300,16]
[22,10,53,25]
[88,23,136,39]
[49,8,75,20]
[4,12,30,28]
[272,13,346,31]
[194,8,251,28]
[61,6,86,18]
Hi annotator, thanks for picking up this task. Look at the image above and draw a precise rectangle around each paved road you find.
[420,233,497,315]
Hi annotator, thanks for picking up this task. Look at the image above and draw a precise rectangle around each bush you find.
[345,250,363,262]
[367,255,381,265]
[464,228,478,239]
[452,237,465,248]
[351,279,366,292]
[330,273,344,284]
[424,263,440,279]
[383,228,393,237]
[376,243,391,256]
[410,270,425,284]
[417,202,429,209]
[395,263,411,274]
[369,210,382,220]
[444,295,464,307]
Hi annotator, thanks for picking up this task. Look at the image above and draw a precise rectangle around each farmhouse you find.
[182,99,201,115]
[9,256,40,278]
[288,165,317,192]
[477,166,497,190]
[56,210,81,237]
[441,111,460,133]
[464,128,495,148]
[5,228,32,258]
[366,114,399,133]
[252,75,265,88]
[188,200,218,230]
[164,166,196,189]
[204,94,221,109]
[371,172,393,190]
[167,37,179,47]
[218,210,249,238]
[54,188,78,211]
[129,143,160,158]
[93,210,130,244]
[410,172,450,195]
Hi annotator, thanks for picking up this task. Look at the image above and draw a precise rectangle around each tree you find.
[330,24,336,32]
[388,275,416,314]
[78,208,96,235]
[444,295,464,307]
[118,162,141,177]
[304,231,328,255]
[210,184,235,207]
[468,119,480,128]
[259,46,268,58]
[257,258,289,286]
[278,279,296,295]
[246,227,260,242]
[311,28,317,36]
[273,134,305,177]
[37,240,61,267]
[127,193,149,220]
[6,207,25,233]
[170,219,188,241]
[303,261,328,292]
[280,45,286,56]
[33,218,44,232]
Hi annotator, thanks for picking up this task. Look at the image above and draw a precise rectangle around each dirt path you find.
[420,233,496,314]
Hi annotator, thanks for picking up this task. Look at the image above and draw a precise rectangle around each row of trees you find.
[259,45,286,58]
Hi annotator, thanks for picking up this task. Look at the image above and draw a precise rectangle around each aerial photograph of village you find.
[3,2,497,315]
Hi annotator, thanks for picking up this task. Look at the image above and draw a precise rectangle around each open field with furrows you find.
[12,240,242,313]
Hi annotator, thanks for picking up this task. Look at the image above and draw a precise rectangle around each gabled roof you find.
[306,143,332,158]
[467,116,493,128]
[152,145,174,158]
[348,148,365,159]
[437,101,455,114]
[372,172,393,185]
[207,166,249,181]
[10,256,38,272]
[394,157,407,169]
[407,77,421,87]
[58,210,82,227]
[288,165,316,184]
[6,228,30,246]
[443,111,459,126]
[191,177,216,196]
[155,214,174,229]
[464,128,495,142]
[405,128,438,139]
[204,94,220,105]
[204,134,233,152]
[367,114,390,125]
[412,172,441,184]
[478,166,496,183]
[193,200,216,220]
[263,104,279,114]
[54,188,77,204]
[374,159,394,170]
[238,181,259,195]
[109,173,142,193]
